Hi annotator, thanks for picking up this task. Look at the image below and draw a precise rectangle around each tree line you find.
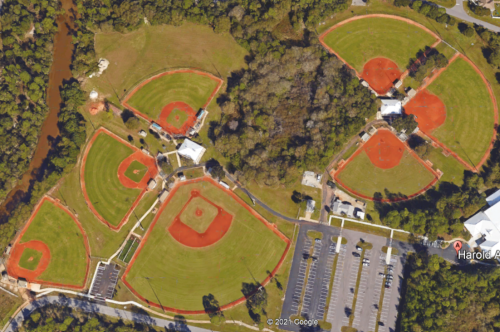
[0,0,61,199]
[401,253,500,331]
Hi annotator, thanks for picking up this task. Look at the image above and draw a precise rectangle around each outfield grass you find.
[20,200,88,285]
[425,147,465,186]
[126,72,219,120]
[125,180,288,311]
[179,197,219,233]
[124,160,148,183]
[18,248,43,271]
[435,42,457,61]
[167,108,189,129]
[88,23,247,107]
[337,150,436,198]
[84,133,142,226]
[428,57,495,166]
[322,17,438,71]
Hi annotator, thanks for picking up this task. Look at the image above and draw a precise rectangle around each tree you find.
[124,116,140,129]
[210,164,225,180]
[159,157,173,174]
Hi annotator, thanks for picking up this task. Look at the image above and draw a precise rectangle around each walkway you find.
[442,0,500,33]
[3,296,211,332]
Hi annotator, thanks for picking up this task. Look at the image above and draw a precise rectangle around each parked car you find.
[379,273,385,278]
[353,252,360,257]
[315,238,321,243]
[386,275,393,280]
[356,246,362,251]
[363,262,369,267]
[387,268,394,273]
[363,258,370,263]
[385,282,392,288]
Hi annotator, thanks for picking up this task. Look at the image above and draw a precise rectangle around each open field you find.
[124,160,148,183]
[14,199,88,286]
[18,248,43,271]
[435,42,457,60]
[424,147,465,186]
[126,72,220,120]
[0,293,22,330]
[427,57,496,166]
[87,23,248,106]
[83,132,141,226]
[124,179,289,312]
[321,16,438,71]
[336,150,436,199]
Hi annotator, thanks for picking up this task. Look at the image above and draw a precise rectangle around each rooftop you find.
[380,99,402,116]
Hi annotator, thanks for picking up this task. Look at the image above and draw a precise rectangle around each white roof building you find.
[306,199,316,213]
[465,189,500,256]
[380,99,402,116]
[178,139,206,164]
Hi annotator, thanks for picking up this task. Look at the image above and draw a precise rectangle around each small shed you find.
[219,181,230,189]
[18,279,28,288]
[360,131,370,142]
[178,173,186,181]
[306,199,316,213]
[139,130,147,137]
[147,179,157,190]
[158,190,169,203]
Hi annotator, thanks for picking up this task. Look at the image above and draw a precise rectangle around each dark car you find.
[353,252,360,257]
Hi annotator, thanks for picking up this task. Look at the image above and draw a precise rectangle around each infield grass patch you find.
[84,133,141,226]
[20,200,88,285]
[337,150,436,198]
[167,108,189,129]
[179,197,219,233]
[18,248,43,271]
[126,72,219,120]
[125,180,288,311]
[322,17,437,71]
[124,160,148,183]
[427,57,495,166]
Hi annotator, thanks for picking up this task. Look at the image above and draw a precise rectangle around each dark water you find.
[0,0,77,222]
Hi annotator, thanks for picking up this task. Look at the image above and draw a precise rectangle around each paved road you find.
[4,296,210,332]
[442,0,500,33]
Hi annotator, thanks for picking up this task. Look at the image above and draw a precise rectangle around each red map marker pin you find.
[453,241,462,255]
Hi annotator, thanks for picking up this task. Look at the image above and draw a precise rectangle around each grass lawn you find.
[336,150,436,198]
[125,180,288,311]
[166,108,189,129]
[428,0,456,7]
[342,144,359,160]
[20,200,88,285]
[435,42,457,61]
[18,248,43,271]
[322,17,438,71]
[179,197,219,233]
[427,57,496,166]
[124,160,148,183]
[87,23,247,106]
[0,293,23,330]
[184,168,205,179]
[84,133,142,226]
[126,72,219,120]
[424,147,465,186]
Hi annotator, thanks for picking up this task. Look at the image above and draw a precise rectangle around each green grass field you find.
[125,180,287,311]
[179,197,219,233]
[167,108,189,129]
[84,133,142,226]
[87,23,247,107]
[126,72,219,120]
[20,200,88,285]
[322,17,438,71]
[427,57,496,166]
[337,150,436,198]
[124,160,148,183]
[18,248,43,271]
[0,293,22,330]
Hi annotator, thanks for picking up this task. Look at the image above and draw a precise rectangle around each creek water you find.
[0,0,77,222]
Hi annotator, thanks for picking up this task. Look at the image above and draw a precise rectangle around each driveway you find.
[442,0,500,32]
[4,296,210,332]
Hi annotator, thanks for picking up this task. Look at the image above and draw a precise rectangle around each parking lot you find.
[89,263,120,301]
[281,224,406,332]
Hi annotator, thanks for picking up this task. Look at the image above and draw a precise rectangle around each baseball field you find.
[321,16,438,72]
[426,57,496,166]
[123,178,289,312]
[7,197,89,288]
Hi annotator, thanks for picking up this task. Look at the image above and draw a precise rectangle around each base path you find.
[121,176,291,314]
[6,196,91,290]
[361,58,402,95]
[158,101,197,136]
[404,89,446,132]
[168,190,233,248]
[80,127,158,231]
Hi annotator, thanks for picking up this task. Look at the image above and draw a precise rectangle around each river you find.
[0,0,77,222]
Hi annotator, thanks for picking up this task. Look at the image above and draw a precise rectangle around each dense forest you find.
[0,0,61,199]
[18,301,185,331]
[401,253,500,331]
[214,44,377,186]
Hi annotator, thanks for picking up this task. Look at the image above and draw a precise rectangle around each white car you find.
[356,246,362,251]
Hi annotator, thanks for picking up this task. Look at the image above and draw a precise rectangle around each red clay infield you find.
[361,58,402,95]
[404,90,446,132]
[121,176,291,314]
[158,101,197,136]
[362,129,405,169]
[118,151,157,188]
[168,190,233,248]
[6,196,91,289]
[81,127,158,231]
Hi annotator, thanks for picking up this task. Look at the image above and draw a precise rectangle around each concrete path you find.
[3,296,211,332]
[442,0,500,32]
